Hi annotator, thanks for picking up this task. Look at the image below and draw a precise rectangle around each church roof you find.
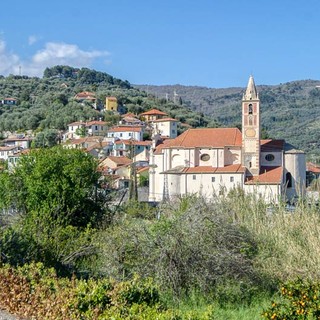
[243,75,258,100]
[261,139,285,152]
[245,166,283,185]
[162,164,246,174]
[158,128,242,149]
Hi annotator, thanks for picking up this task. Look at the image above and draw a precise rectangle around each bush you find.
[263,278,320,319]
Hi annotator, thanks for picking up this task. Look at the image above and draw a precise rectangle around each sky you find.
[1,0,320,88]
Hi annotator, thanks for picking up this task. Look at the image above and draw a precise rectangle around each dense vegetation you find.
[0,66,215,141]
[136,80,320,157]
[1,148,320,318]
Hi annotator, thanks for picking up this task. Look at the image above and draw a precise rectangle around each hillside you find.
[135,80,320,155]
[0,66,213,140]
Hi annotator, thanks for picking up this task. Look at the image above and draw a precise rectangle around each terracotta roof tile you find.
[151,117,178,122]
[245,166,283,184]
[307,162,320,174]
[108,126,143,133]
[140,109,168,116]
[182,164,245,174]
[261,139,285,152]
[106,156,132,166]
[156,128,242,149]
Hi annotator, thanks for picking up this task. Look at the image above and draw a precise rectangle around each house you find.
[1,98,17,106]
[74,91,97,108]
[3,136,32,149]
[86,120,108,136]
[64,136,105,150]
[0,146,19,161]
[112,139,152,160]
[86,141,113,159]
[120,113,143,126]
[107,126,144,141]
[150,117,179,138]
[66,121,86,139]
[149,76,306,203]
[140,109,168,121]
[66,120,108,139]
[105,96,118,111]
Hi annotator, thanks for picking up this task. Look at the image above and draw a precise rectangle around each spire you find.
[243,75,258,100]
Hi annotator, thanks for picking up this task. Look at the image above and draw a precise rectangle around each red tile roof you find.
[151,117,178,122]
[182,164,245,174]
[156,128,242,149]
[115,139,152,146]
[261,139,285,152]
[307,162,320,174]
[106,156,132,166]
[86,120,108,126]
[245,166,283,184]
[140,109,168,116]
[108,126,143,133]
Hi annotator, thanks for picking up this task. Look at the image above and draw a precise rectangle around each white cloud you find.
[0,40,20,75]
[0,40,110,77]
[28,35,38,45]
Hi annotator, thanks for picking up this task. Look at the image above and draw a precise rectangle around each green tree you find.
[0,147,108,271]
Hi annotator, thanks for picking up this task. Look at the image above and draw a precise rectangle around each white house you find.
[86,120,108,136]
[107,126,144,141]
[149,76,306,203]
[150,117,179,138]
[0,146,19,161]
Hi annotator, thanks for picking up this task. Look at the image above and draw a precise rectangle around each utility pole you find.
[128,138,138,201]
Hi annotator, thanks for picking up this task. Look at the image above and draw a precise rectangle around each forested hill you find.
[0,66,214,138]
[135,80,320,155]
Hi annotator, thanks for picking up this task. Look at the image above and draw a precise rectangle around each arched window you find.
[286,172,292,188]
[248,115,253,126]
[248,104,253,115]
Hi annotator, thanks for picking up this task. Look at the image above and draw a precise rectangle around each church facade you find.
[149,76,306,203]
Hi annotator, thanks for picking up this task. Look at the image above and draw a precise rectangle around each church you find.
[149,76,306,203]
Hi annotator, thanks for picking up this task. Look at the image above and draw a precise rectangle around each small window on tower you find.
[248,104,253,115]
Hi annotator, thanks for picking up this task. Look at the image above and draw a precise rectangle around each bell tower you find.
[242,75,260,176]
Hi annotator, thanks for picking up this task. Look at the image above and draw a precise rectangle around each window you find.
[248,104,253,115]
[172,130,176,134]
[95,126,98,130]
[193,175,196,180]
[248,115,253,126]
[265,154,275,161]
[286,172,292,188]
[211,177,215,182]
[129,133,132,136]
[230,176,234,182]
[200,154,210,161]
[120,133,123,137]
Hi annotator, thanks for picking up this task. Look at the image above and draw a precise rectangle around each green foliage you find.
[263,278,320,319]
[0,262,195,320]
[0,147,109,273]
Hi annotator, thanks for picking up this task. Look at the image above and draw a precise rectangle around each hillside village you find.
[2,69,320,319]
[1,73,320,204]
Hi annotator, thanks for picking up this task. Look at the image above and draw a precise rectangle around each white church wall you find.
[260,151,282,167]
[284,152,306,200]
[244,184,280,203]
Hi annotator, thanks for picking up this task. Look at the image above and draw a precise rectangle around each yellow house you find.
[105,96,118,111]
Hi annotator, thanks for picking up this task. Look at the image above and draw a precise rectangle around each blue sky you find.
[1,0,320,87]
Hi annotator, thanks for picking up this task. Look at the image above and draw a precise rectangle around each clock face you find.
[245,128,256,137]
